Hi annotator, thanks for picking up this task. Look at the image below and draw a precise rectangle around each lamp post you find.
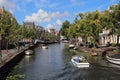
[0,34,2,62]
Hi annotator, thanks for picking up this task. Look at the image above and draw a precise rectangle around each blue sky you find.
[0,0,119,30]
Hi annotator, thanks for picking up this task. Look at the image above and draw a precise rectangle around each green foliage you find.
[6,74,24,80]
[60,3,120,44]
[113,49,119,54]
[0,9,21,49]
[41,31,58,41]
[21,26,36,39]
[109,3,120,44]
[6,65,25,80]
[111,43,117,47]
[60,20,70,38]
[0,8,37,49]
[41,31,48,40]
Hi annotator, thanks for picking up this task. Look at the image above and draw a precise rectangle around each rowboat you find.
[106,54,120,65]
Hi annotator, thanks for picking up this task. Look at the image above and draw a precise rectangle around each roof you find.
[0,9,3,14]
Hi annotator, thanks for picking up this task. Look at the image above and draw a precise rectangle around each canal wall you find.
[0,45,35,80]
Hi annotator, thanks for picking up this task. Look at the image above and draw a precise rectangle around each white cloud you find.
[24,9,70,23]
[0,0,16,13]
[56,19,62,25]
[0,0,7,7]
[0,0,16,9]
[47,24,53,29]
[46,19,62,31]
[9,9,13,14]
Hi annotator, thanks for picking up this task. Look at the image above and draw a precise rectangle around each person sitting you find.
[75,57,81,62]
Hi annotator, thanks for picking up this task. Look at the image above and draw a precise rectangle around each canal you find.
[7,43,120,80]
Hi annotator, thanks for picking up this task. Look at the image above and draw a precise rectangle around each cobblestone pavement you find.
[0,46,28,62]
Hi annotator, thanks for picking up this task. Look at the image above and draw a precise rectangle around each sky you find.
[0,0,119,31]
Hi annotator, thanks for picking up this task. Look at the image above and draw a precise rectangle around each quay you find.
[0,44,35,79]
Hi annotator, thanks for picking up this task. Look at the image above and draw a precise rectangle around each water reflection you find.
[7,43,120,80]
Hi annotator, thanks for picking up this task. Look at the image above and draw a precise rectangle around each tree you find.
[0,8,20,50]
[109,3,120,44]
[67,24,76,38]
[60,20,70,38]
[59,2,120,45]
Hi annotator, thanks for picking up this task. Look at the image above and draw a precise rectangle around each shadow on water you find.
[0,54,25,80]
[88,56,120,69]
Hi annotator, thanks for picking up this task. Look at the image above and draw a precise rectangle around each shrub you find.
[111,43,117,47]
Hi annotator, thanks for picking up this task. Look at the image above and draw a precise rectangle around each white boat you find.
[106,55,120,65]
[63,40,69,43]
[42,45,48,49]
[69,44,75,49]
[25,50,33,55]
[71,55,89,68]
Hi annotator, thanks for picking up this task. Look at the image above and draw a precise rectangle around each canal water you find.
[7,43,120,80]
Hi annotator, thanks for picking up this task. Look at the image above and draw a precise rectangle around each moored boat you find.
[69,44,75,49]
[71,55,89,68]
[42,45,48,49]
[63,40,69,43]
[106,55,120,65]
[25,50,33,55]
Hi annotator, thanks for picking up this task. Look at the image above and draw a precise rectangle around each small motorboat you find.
[25,50,33,55]
[71,55,89,68]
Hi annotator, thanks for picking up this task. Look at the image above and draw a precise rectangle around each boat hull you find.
[25,50,33,55]
[71,56,89,68]
[106,56,120,65]
[42,46,48,49]
[69,44,75,49]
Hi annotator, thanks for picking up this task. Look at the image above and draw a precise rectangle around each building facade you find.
[35,25,44,39]
[23,21,35,29]
[99,29,120,45]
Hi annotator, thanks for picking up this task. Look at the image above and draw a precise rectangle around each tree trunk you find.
[6,40,9,52]
[17,39,19,51]
[117,35,120,45]
[0,40,2,61]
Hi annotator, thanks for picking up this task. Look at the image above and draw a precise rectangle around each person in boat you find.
[75,56,81,62]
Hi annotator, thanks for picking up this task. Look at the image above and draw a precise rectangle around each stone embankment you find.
[0,45,34,68]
